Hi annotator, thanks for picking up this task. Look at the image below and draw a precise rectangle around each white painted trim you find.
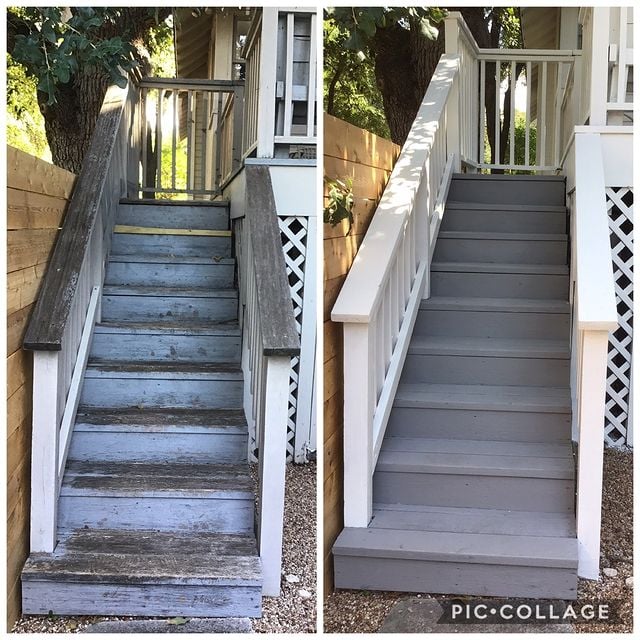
[256,8,278,158]
[57,287,101,486]
[294,215,317,462]
[372,261,427,465]
[589,8,610,126]
[428,153,456,261]
[257,356,290,596]
[574,134,618,331]
[31,351,60,553]
[576,330,610,578]
[343,323,374,527]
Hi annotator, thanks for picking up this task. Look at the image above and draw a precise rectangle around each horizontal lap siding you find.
[322,116,399,594]
[6,146,76,627]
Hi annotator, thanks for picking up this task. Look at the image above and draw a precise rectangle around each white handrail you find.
[566,131,619,579]
[333,54,460,527]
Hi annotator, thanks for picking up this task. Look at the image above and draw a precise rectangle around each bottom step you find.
[333,510,578,599]
[22,529,262,617]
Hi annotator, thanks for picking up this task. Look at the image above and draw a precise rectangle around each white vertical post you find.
[576,330,610,579]
[257,8,278,158]
[258,355,290,596]
[589,7,610,125]
[294,216,317,463]
[446,69,461,172]
[31,351,61,553]
[343,323,374,527]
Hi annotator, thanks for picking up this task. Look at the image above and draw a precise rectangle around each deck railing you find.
[562,129,627,578]
[332,54,459,527]
[133,78,244,198]
[444,13,578,173]
[235,165,300,594]
[23,81,134,552]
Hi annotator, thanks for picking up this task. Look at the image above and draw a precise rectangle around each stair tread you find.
[438,231,567,241]
[109,255,234,265]
[431,261,568,275]
[23,529,260,585]
[371,503,576,537]
[95,321,240,335]
[61,461,253,497]
[445,202,566,212]
[103,285,237,298]
[452,173,565,182]
[421,296,570,313]
[333,526,577,568]
[409,335,569,358]
[377,438,574,479]
[120,198,230,207]
[394,382,571,412]
[75,408,247,431]
[86,361,241,374]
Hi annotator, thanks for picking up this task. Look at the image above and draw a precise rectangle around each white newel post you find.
[31,351,61,553]
[256,8,278,158]
[575,330,610,579]
[258,355,290,596]
[588,7,610,125]
[343,323,374,528]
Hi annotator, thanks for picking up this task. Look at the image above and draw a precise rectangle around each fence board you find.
[5,146,75,627]
[322,116,399,594]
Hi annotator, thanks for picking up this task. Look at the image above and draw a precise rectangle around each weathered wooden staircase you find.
[334,174,579,599]
[22,200,263,617]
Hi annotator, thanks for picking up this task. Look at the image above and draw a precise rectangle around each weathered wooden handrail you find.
[24,84,129,350]
[235,164,299,596]
[245,165,300,356]
[23,80,133,553]
[332,54,459,527]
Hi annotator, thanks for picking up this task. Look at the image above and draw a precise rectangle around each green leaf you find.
[419,18,439,41]
[167,617,188,626]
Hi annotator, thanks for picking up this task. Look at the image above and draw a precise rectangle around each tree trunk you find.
[39,71,110,174]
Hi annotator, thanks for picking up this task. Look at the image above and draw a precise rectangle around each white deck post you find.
[343,323,374,528]
[589,7,610,125]
[575,330,610,579]
[444,15,461,170]
[257,355,290,596]
[31,351,61,553]
[256,8,278,158]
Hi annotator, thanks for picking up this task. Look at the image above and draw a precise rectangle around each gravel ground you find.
[12,462,316,634]
[251,462,317,633]
[324,447,632,633]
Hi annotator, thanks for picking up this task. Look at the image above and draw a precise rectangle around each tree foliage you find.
[7,7,171,171]
[7,53,51,160]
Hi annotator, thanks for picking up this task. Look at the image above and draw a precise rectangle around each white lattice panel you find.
[605,187,633,446]
[278,216,308,461]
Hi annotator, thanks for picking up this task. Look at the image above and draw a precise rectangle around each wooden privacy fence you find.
[323,115,399,593]
[6,147,76,626]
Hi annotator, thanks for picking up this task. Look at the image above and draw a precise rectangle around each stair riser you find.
[69,431,247,464]
[415,309,570,340]
[386,407,571,442]
[101,295,238,323]
[441,209,566,234]
[448,179,565,206]
[58,496,254,533]
[111,233,231,258]
[374,472,574,512]
[334,555,577,599]
[117,204,229,231]
[431,272,568,300]
[402,354,569,387]
[434,238,567,265]
[105,262,234,289]
[22,582,261,617]
[80,378,243,409]
[90,332,241,363]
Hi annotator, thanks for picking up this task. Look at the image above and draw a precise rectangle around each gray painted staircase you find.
[334,174,578,599]
[22,201,262,617]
